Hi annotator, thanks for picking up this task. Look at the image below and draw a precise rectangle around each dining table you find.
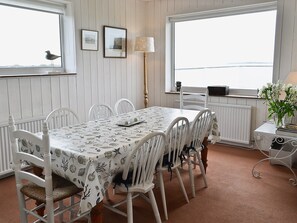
[25,106,220,222]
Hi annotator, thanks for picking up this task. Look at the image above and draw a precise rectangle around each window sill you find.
[0,72,77,78]
[165,91,260,99]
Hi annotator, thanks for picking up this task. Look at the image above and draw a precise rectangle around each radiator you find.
[208,103,252,145]
[0,117,45,178]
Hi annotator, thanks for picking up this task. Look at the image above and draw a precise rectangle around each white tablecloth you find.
[20,106,220,214]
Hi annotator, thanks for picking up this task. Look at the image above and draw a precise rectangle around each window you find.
[166,2,278,95]
[0,0,76,76]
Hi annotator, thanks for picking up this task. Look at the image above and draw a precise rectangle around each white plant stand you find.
[253,122,297,186]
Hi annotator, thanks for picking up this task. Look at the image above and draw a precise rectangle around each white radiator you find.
[0,117,45,178]
[208,103,252,145]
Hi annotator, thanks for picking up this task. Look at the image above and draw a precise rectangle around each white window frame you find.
[0,0,76,77]
[165,1,279,96]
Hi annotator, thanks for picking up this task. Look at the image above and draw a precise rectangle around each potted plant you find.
[258,81,297,127]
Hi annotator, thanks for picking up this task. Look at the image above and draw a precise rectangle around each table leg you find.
[201,137,208,173]
[91,201,104,223]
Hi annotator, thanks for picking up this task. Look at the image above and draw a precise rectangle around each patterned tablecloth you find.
[21,106,220,214]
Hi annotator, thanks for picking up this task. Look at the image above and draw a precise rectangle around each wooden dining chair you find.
[157,117,190,220]
[88,104,114,121]
[114,98,135,115]
[45,107,79,130]
[8,115,90,223]
[186,109,212,197]
[180,86,208,110]
[104,131,166,223]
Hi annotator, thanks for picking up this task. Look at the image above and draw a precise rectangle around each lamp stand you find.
[144,52,148,108]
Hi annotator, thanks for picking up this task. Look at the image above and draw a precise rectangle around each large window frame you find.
[165,2,279,96]
[0,0,76,77]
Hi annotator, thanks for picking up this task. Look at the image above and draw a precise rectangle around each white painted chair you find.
[104,131,166,223]
[45,107,79,129]
[157,117,190,220]
[8,115,90,223]
[88,104,114,121]
[114,98,135,115]
[180,86,208,110]
[186,109,212,197]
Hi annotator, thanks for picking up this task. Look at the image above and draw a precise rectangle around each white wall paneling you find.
[0,79,9,120]
[0,0,146,125]
[1,0,297,145]
[30,77,43,117]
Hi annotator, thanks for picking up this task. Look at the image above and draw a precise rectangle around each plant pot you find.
[273,114,292,128]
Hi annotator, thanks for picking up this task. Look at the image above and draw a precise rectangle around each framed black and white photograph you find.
[103,26,127,58]
[81,29,98,51]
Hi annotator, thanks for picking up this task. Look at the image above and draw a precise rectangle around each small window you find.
[0,0,75,76]
[166,2,277,95]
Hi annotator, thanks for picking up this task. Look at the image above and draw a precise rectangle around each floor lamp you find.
[135,37,155,108]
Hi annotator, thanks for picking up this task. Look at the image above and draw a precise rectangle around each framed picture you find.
[81,29,98,51]
[103,26,127,58]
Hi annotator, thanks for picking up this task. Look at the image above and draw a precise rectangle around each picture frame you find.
[103,26,127,58]
[81,29,98,51]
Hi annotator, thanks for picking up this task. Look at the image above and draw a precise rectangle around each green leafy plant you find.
[258,82,297,127]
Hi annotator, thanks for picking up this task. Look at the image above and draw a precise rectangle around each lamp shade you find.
[134,37,155,52]
[284,72,297,85]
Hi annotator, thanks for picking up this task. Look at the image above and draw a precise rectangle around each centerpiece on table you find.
[258,81,297,127]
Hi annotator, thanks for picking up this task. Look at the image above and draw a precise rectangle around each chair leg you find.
[193,155,197,169]
[175,168,189,203]
[196,152,208,188]
[19,193,28,223]
[105,189,111,201]
[35,200,45,218]
[70,196,76,220]
[158,171,168,220]
[148,189,162,223]
[58,200,64,222]
[127,192,133,223]
[188,155,196,197]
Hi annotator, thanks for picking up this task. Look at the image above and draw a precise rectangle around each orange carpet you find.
[1,144,297,223]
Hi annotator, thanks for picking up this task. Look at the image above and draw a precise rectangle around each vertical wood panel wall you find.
[1,0,297,140]
[0,0,146,125]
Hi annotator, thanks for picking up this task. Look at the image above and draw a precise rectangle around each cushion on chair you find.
[159,151,185,180]
[20,175,82,203]
[113,169,135,190]
[184,141,204,154]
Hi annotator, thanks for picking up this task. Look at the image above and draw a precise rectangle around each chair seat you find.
[21,175,82,203]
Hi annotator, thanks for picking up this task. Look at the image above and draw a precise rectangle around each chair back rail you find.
[189,109,213,149]
[114,98,135,115]
[88,104,114,121]
[122,131,166,188]
[45,107,79,129]
[180,86,208,110]
[162,117,189,167]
